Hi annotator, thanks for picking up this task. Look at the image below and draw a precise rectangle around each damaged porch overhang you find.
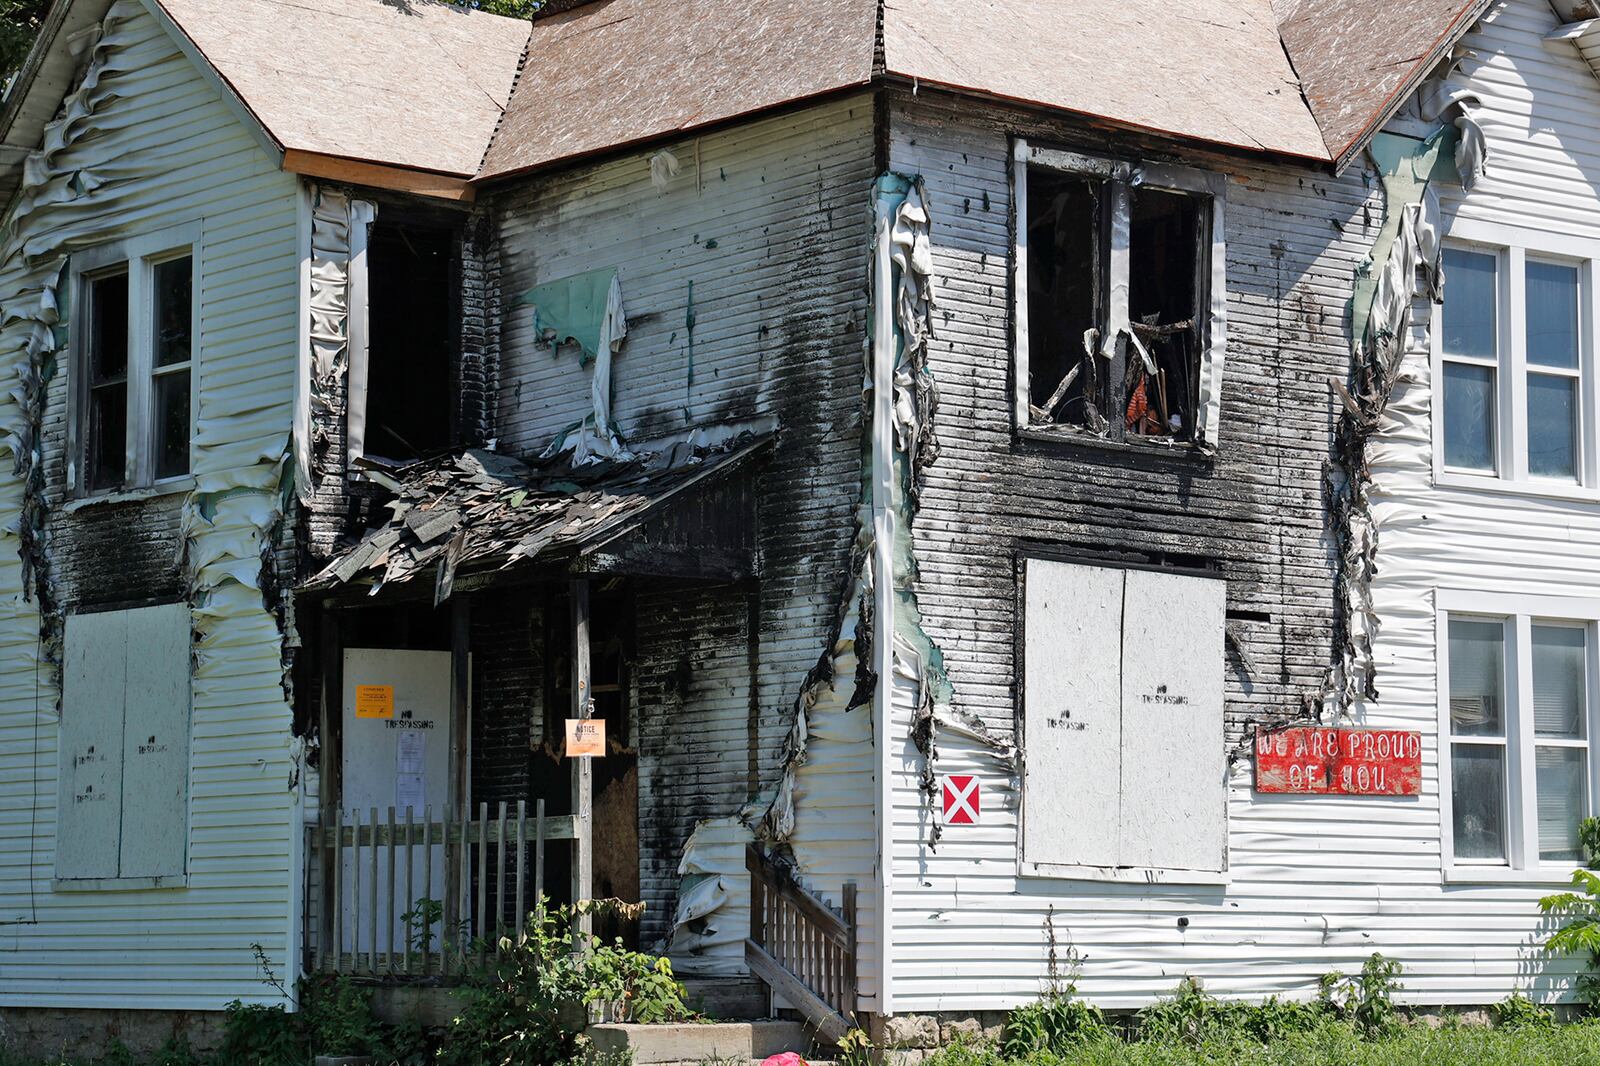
[304,432,772,604]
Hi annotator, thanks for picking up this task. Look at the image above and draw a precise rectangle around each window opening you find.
[85,270,129,492]
[151,255,193,481]
[1126,187,1202,440]
[1025,170,1103,428]
[365,217,456,461]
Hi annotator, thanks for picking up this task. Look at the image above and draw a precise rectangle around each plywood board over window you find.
[54,603,192,889]
[1020,557,1227,882]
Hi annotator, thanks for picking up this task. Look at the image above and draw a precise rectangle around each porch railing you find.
[744,843,857,1042]
[306,800,575,977]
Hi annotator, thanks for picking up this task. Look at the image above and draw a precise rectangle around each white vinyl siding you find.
[0,0,301,1010]
[56,604,191,887]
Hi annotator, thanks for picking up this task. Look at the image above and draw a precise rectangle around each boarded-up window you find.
[1020,558,1226,877]
[56,604,191,885]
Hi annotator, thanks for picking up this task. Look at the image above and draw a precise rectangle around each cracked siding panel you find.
[884,92,1447,1012]
[0,3,301,1009]
[492,97,876,990]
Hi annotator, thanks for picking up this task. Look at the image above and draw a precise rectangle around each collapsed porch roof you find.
[305,432,771,602]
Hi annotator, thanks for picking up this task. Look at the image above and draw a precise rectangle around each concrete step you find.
[681,975,770,1020]
[587,1020,836,1065]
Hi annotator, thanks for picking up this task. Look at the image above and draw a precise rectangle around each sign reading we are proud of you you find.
[1253,726,1422,796]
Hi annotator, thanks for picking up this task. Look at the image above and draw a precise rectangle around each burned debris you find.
[1022,150,1216,446]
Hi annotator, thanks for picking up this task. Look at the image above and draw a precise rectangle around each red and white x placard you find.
[942,774,980,825]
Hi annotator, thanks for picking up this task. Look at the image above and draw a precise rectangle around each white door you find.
[340,648,455,957]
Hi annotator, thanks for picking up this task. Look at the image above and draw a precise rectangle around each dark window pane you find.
[1443,362,1496,471]
[88,271,128,382]
[1526,260,1579,370]
[153,256,192,368]
[87,382,126,491]
[1528,373,1577,480]
[153,371,190,480]
[1451,742,1506,861]
[1443,248,1497,358]
[1025,168,1102,425]
[1127,186,1203,440]
[1536,745,1588,863]
[1533,625,1587,739]
[1449,617,1505,736]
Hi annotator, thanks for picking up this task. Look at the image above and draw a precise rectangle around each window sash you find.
[1435,236,1595,490]
[1012,139,1227,448]
[71,228,198,494]
[1440,602,1600,873]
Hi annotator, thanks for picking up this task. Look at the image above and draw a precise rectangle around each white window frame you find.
[69,222,201,498]
[1433,218,1600,501]
[1436,589,1600,884]
[1011,139,1228,448]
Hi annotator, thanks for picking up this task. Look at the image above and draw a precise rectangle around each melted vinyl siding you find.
[0,3,302,1009]
[491,98,879,992]
[879,92,1573,1012]
[1357,0,1600,1003]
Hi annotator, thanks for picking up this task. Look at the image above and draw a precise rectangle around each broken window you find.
[354,209,458,463]
[1016,143,1225,447]
[72,227,198,495]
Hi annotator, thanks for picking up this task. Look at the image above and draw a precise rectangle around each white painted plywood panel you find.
[1118,568,1227,873]
[118,604,191,879]
[56,610,126,881]
[1022,558,1124,869]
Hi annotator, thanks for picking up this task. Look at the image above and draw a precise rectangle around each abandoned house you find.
[1,0,1600,1054]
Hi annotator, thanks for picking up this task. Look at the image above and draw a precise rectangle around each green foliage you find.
[1540,821,1600,1008]
[210,1001,300,1066]
[1318,953,1405,1038]
[837,1027,874,1066]
[1491,992,1557,1033]
[0,0,47,88]
[437,899,692,1066]
[471,0,545,17]
[296,974,386,1057]
[1001,994,1111,1057]
[402,896,445,955]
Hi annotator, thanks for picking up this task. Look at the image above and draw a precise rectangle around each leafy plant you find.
[1137,976,1219,1047]
[1318,953,1405,1038]
[402,896,445,955]
[1492,992,1557,1032]
[837,1027,874,1066]
[297,974,384,1057]
[1541,816,1600,1008]
[1001,993,1111,1056]
[436,898,692,1066]
[210,1001,300,1066]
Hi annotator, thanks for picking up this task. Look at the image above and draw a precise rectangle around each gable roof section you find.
[476,0,877,182]
[881,0,1330,163]
[1277,0,1494,170]
[153,0,530,178]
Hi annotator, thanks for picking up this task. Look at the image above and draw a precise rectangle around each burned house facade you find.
[0,0,1597,1052]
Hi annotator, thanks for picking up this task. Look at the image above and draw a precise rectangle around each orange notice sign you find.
[565,717,605,758]
[355,685,394,719]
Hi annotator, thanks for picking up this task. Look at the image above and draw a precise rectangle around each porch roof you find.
[305,432,771,600]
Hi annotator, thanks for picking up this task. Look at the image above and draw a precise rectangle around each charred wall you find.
[486,95,876,944]
[889,89,1357,748]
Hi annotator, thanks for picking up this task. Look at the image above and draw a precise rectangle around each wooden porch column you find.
[316,604,342,972]
[447,594,471,947]
[570,578,594,939]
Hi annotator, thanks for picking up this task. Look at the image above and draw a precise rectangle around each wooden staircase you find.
[743,844,858,1043]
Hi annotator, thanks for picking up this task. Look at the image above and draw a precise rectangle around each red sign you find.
[942,775,980,824]
[1253,727,1422,796]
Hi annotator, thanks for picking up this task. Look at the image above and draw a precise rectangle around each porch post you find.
[448,594,472,948]
[570,578,594,939]
[317,604,341,973]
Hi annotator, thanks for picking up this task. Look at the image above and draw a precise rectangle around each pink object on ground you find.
[761,1054,810,1066]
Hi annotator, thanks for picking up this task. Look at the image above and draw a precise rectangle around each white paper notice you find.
[396,733,425,811]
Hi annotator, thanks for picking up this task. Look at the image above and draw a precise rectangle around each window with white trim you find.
[1437,237,1593,489]
[1443,610,1596,870]
[1012,141,1227,448]
[71,227,198,495]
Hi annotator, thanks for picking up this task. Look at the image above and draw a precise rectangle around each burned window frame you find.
[1011,140,1227,449]
[68,223,200,497]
